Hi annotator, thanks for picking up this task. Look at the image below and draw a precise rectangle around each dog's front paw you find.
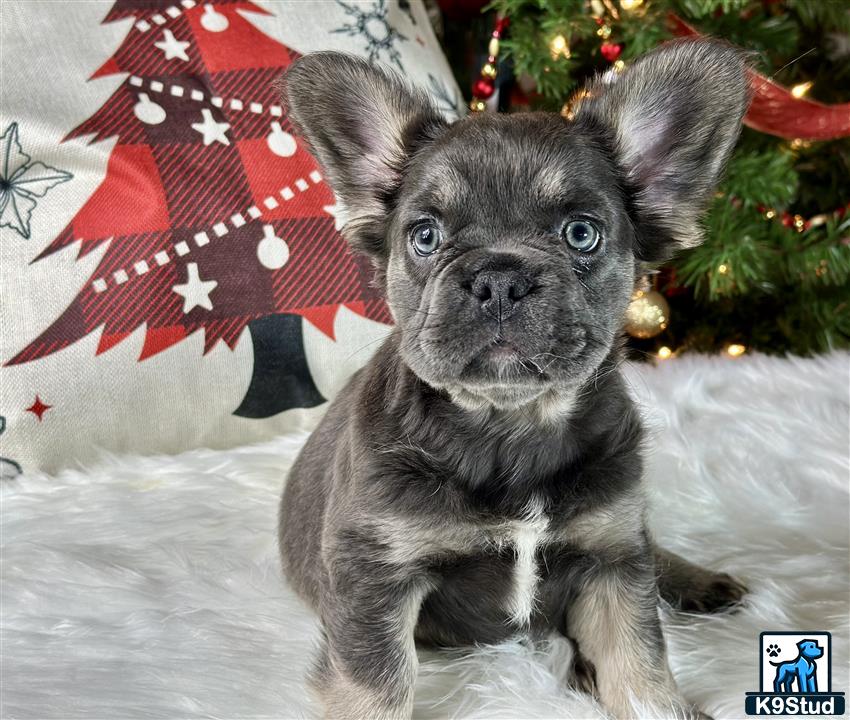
[679,572,747,614]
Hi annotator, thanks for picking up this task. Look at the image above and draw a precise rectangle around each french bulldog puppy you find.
[279,38,749,720]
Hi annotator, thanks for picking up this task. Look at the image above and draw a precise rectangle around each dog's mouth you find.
[461,337,552,384]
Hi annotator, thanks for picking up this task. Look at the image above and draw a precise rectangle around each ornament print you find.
[0,123,73,240]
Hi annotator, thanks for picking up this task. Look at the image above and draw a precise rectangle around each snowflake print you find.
[0,416,23,480]
[332,0,408,70]
[428,73,463,120]
[1,122,72,239]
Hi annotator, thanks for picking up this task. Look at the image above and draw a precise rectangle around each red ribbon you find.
[671,15,850,141]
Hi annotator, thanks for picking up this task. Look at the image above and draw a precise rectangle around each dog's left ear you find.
[574,38,750,261]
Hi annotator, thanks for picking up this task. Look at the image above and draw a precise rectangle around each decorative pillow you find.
[0,0,462,475]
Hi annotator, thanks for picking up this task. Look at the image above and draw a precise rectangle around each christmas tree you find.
[7,0,392,415]
[470,0,850,357]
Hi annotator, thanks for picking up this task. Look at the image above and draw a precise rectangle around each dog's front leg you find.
[569,553,695,719]
[312,552,426,720]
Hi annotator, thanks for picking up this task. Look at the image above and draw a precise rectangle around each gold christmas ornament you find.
[624,289,669,339]
[469,98,487,113]
[481,63,498,79]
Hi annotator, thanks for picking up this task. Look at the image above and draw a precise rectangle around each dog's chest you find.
[487,501,551,626]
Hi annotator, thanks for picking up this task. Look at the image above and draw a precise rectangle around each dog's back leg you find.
[654,544,747,613]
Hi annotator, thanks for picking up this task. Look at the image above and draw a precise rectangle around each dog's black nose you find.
[471,269,531,321]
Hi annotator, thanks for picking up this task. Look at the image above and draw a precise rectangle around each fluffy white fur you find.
[2,353,848,719]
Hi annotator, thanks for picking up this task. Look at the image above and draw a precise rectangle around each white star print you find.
[172,262,218,313]
[323,201,348,231]
[191,108,230,146]
[154,29,190,61]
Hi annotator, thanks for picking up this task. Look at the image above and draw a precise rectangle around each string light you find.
[620,0,644,9]
[596,24,612,39]
[561,88,591,121]
[657,346,673,360]
[549,34,571,60]
[726,343,746,357]
[613,59,626,72]
[790,81,813,99]
[718,264,729,274]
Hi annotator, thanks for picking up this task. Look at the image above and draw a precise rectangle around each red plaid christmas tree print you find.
[8,0,391,366]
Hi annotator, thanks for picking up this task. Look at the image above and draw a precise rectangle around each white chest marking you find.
[506,500,549,626]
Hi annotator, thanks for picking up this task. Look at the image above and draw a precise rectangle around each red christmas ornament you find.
[600,42,622,62]
[473,77,495,99]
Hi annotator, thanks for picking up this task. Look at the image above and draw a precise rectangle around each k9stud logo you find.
[746,632,845,715]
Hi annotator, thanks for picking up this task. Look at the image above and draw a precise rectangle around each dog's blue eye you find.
[563,220,600,252]
[411,222,442,256]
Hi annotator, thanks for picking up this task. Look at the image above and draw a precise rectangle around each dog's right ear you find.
[278,52,448,265]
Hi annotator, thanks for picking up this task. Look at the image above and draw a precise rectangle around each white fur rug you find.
[2,353,849,720]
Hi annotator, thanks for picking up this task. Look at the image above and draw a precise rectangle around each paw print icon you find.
[766,643,781,657]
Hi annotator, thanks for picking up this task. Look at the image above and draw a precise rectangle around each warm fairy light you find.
[764,209,777,219]
[620,0,644,9]
[597,24,612,39]
[790,81,813,99]
[561,88,591,120]
[657,346,673,360]
[549,34,571,60]
[718,263,728,274]
[726,343,746,357]
[613,59,626,72]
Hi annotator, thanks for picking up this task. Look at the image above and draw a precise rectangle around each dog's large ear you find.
[278,52,448,265]
[574,39,750,262]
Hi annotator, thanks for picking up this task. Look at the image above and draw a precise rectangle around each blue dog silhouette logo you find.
[746,631,844,715]
[771,639,823,694]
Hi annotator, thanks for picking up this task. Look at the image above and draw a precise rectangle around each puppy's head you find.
[281,40,749,414]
